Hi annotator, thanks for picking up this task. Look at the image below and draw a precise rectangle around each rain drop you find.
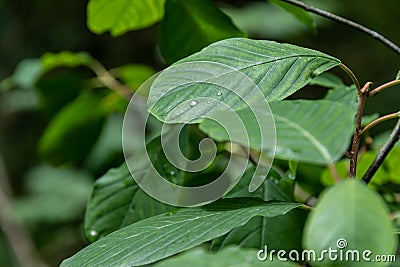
[169,170,176,176]
[217,92,222,96]
[189,100,198,107]
[206,101,211,104]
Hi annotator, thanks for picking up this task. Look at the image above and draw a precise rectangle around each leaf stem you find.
[277,0,400,55]
[339,63,360,92]
[349,82,372,177]
[362,119,400,183]
[360,112,400,135]
[369,79,400,97]
[88,59,133,99]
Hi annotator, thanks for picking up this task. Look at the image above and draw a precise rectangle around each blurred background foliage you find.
[0,0,399,266]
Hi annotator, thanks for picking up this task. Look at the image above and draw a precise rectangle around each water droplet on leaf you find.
[189,100,198,107]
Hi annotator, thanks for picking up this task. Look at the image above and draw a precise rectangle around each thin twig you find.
[349,82,372,177]
[369,79,400,97]
[360,112,400,135]
[278,0,400,55]
[88,59,133,99]
[362,119,400,183]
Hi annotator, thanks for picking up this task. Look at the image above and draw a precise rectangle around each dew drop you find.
[206,101,211,104]
[169,170,176,176]
[189,100,198,107]
[217,92,222,96]
[89,230,98,237]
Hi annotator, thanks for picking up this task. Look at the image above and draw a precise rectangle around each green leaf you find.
[38,94,106,165]
[148,38,340,123]
[386,147,400,183]
[84,163,174,242]
[41,51,92,72]
[269,0,316,33]
[153,246,299,267]
[61,198,301,267]
[212,168,307,252]
[160,0,246,64]
[303,179,397,267]
[87,0,166,36]
[324,85,358,115]
[12,165,92,223]
[200,100,355,165]
[310,73,346,89]
[396,69,400,80]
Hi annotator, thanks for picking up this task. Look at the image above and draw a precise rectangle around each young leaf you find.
[303,179,397,267]
[148,38,340,123]
[269,0,316,33]
[61,198,301,267]
[84,163,174,242]
[160,0,246,64]
[87,0,166,36]
[200,100,355,165]
[41,51,92,72]
[153,246,299,267]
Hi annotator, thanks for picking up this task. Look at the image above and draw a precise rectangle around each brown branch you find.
[349,82,372,177]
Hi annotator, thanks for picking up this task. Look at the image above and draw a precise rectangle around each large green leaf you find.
[61,198,301,267]
[148,38,340,123]
[87,0,166,36]
[200,100,355,165]
[303,179,397,267]
[212,167,307,252]
[153,246,299,267]
[160,0,246,64]
[84,163,174,242]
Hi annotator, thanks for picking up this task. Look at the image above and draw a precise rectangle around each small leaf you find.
[148,38,340,123]
[84,163,174,242]
[61,198,301,267]
[269,0,316,33]
[396,69,400,80]
[87,0,166,36]
[41,51,92,72]
[200,100,355,165]
[38,94,106,165]
[153,246,299,267]
[303,179,397,267]
[160,0,246,63]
